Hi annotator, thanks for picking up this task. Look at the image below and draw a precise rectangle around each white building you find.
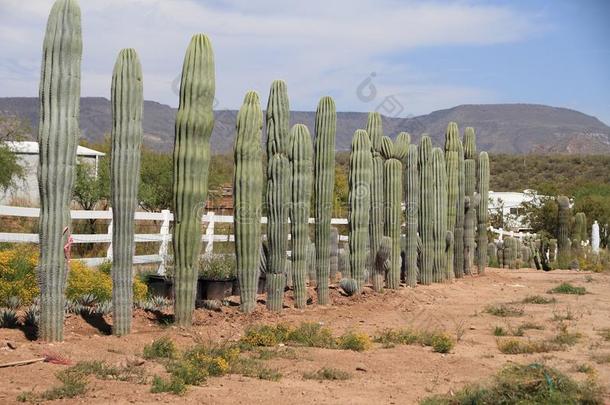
[1,141,105,205]
[488,189,541,232]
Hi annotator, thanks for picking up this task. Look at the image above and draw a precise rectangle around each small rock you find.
[469,325,476,330]
[355,364,367,372]
[6,341,17,350]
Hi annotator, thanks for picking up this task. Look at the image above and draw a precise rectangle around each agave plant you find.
[0,308,19,328]
[24,304,40,327]
[4,296,22,310]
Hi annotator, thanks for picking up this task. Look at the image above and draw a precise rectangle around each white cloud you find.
[0,0,544,112]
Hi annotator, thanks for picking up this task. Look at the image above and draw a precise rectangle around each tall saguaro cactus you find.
[37,0,82,342]
[405,144,419,287]
[348,130,373,292]
[265,80,290,312]
[313,96,336,305]
[418,136,434,285]
[445,151,458,281]
[110,49,143,336]
[432,148,448,283]
[444,122,462,280]
[367,113,385,282]
[556,196,571,268]
[382,137,407,290]
[477,152,490,274]
[463,127,477,275]
[172,34,215,326]
[234,91,263,313]
[289,124,313,309]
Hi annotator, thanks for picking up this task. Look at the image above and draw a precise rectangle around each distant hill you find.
[1,97,609,154]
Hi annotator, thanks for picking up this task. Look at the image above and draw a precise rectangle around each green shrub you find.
[286,322,335,348]
[150,375,186,395]
[143,336,178,360]
[337,331,372,351]
[198,254,236,280]
[522,295,556,304]
[429,333,454,353]
[548,282,586,295]
[485,304,524,317]
[304,367,351,381]
[420,363,604,404]
[497,338,559,354]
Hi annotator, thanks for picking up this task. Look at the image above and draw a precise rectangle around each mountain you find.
[1,97,609,154]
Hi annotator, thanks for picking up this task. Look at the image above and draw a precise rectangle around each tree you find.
[0,114,29,193]
[138,149,173,212]
[73,161,109,210]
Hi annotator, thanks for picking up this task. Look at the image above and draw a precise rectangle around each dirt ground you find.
[1,267,609,404]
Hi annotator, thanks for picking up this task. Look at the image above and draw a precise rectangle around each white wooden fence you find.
[0,205,348,274]
[0,205,533,274]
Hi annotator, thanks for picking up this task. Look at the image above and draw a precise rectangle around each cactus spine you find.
[313,96,336,305]
[405,144,419,287]
[289,124,313,309]
[381,136,406,290]
[234,91,263,313]
[367,113,385,283]
[432,148,448,282]
[418,136,434,285]
[37,0,82,342]
[348,130,373,292]
[172,34,215,326]
[477,152,490,274]
[265,80,290,312]
[463,127,477,275]
[110,49,143,336]
[556,196,571,268]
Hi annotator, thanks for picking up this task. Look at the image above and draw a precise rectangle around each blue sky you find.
[0,0,608,124]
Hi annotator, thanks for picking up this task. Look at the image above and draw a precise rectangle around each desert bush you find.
[198,254,236,280]
[303,367,351,381]
[521,295,556,304]
[150,376,186,395]
[374,328,455,353]
[337,331,372,351]
[548,282,586,295]
[497,338,560,354]
[485,304,524,317]
[420,363,604,404]
[143,336,178,360]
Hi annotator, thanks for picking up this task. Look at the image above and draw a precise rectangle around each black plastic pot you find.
[231,276,266,296]
[146,275,173,299]
[197,278,234,301]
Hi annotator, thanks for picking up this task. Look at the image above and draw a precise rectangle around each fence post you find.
[204,211,215,256]
[157,209,171,275]
[106,208,113,261]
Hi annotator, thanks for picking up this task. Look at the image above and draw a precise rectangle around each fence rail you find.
[0,205,530,273]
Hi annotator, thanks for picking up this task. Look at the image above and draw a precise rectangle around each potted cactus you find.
[197,255,236,301]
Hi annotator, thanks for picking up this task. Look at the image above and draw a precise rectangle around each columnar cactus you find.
[348,130,373,292]
[464,194,479,274]
[574,212,587,244]
[496,241,504,268]
[444,122,460,280]
[521,245,531,267]
[487,242,497,267]
[172,34,215,325]
[548,239,557,263]
[557,196,571,268]
[367,113,385,282]
[289,124,313,309]
[234,91,263,313]
[418,136,434,285]
[329,227,339,281]
[265,80,290,312]
[432,148,448,282]
[477,152,490,274]
[445,151,458,280]
[373,236,392,290]
[313,96,336,305]
[37,0,82,342]
[381,136,407,290]
[503,237,517,269]
[404,144,419,287]
[463,128,477,275]
[110,49,143,336]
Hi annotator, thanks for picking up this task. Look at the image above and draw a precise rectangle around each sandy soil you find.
[1,268,609,404]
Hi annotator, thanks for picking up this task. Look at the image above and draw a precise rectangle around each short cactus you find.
[348,130,373,292]
[37,0,82,342]
[289,124,313,309]
[556,196,571,268]
[172,34,215,326]
[110,49,143,336]
[234,91,263,313]
[313,96,336,305]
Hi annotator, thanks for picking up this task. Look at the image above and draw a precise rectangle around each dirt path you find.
[1,268,609,404]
